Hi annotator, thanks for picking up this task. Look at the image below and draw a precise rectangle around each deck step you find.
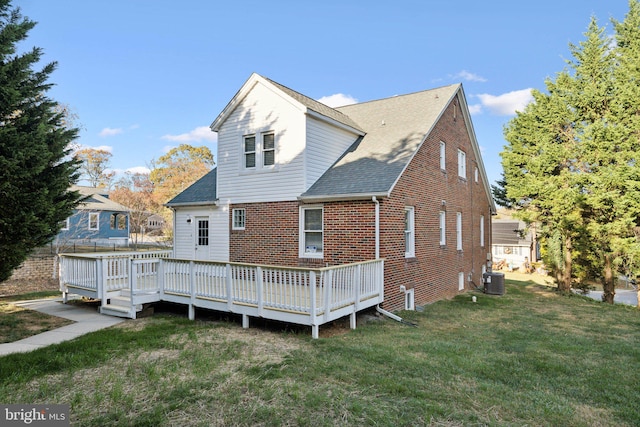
[100,304,136,319]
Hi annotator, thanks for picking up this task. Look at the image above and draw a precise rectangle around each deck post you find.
[158,259,165,300]
[256,266,263,318]
[312,324,319,339]
[225,264,233,311]
[323,269,333,323]
[188,261,195,321]
[99,258,107,310]
[242,314,249,329]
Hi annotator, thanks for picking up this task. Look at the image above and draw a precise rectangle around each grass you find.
[0,291,72,343]
[0,279,638,426]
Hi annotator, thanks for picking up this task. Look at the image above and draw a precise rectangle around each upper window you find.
[404,207,415,258]
[60,218,70,230]
[439,211,446,246]
[300,206,323,258]
[243,131,276,170]
[480,215,485,247]
[232,208,246,230]
[456,212,463,251]
[458,149,466,179]
[474,166,479,183]
[244,135,256,168]
[439,141,446,170]
[88,213,99,231]
[263,133,275,166]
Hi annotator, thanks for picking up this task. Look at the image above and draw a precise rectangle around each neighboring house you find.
[491,219,536,271]
[167,73,496,311]
[55,186,130,247]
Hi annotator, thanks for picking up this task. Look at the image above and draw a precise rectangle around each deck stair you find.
[100,290,142,319]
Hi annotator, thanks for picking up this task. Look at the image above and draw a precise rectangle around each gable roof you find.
[72,186,129,212]
[165,168,217,207]
[210,73,364,135]
[300,85,460,200]
[492,220,532,245]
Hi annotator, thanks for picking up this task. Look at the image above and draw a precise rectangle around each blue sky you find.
[15,0,633,187]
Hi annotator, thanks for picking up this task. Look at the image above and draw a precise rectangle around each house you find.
[491,219,536,271]
[55,186,130,247]
[167,73,496,311]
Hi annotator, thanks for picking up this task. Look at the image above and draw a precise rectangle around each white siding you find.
[217,81,307,203]
[173,205,229,261]
[305,116,360,190]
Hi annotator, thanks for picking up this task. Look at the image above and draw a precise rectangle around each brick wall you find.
[379,94,492,310]
[9,254,57,282]
[228,94,493,312]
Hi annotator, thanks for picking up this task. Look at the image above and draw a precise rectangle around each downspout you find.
[370,195,415,326]
[372,196,380,259]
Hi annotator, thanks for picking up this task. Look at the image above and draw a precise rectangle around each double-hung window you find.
[300,206,323,258]
[88,213,99,231]
[456,212,463,251]
[243,131,276,170]
[439,141,446,170]
[262,133,275,166]
[404,207,415,258]
[439,211,446,246]
[458,149,466,179]
[244,135,256,168]
[480,215,485,247]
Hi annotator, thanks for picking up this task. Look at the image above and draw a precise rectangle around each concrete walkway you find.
[0,298,125,356]
[580,289,638,306]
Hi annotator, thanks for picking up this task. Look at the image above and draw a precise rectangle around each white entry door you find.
[195,217,209,260]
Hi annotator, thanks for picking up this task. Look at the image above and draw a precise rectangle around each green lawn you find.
[0,279,638,426]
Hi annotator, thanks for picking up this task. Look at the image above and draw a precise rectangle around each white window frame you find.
[456,212,463,251]
[242,130,276,172]
[439,211,446,246]
[458,149,466,179]
[60,218,70,230]
[232,208,246,230]
[299,205,323,259]
[480,215,485,247]
[458,272,465,291]
[88,212,99,231]
[439,141,446,170]
[405,288,415,310]
[404,207,415,258]
[474,166,479,183]
[262,132,275,167]
[243,134,256,169]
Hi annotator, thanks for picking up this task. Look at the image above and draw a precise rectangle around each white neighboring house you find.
[491,219,536,271]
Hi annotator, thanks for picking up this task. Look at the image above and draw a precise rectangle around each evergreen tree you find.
[0,1,80,282]
[502,6,640,301]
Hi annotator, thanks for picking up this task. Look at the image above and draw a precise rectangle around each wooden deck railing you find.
[59,252,384,338]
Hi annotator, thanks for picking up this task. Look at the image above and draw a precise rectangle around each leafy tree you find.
[0,1,80,282]
[111,172,159,245]
[74,147,115,188]
[149,144,214,204]
[490,172,514,208]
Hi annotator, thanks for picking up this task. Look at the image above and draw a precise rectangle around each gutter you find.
[298,192,388,203]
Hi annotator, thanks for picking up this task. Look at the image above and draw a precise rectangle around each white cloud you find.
[99,127,123,137]
[161,126,217,143]
[468,104,483,115]
[77,144,113,153]
[317,93,358,108]
[476,88,534,116]
[453,70,487,82]
[126,166,151,175]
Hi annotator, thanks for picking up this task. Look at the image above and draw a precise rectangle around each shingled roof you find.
[165,168,217,207]
[72,186,129,212]
[300,84,460,200]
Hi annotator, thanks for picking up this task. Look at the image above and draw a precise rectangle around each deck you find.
[58,251,384,338]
